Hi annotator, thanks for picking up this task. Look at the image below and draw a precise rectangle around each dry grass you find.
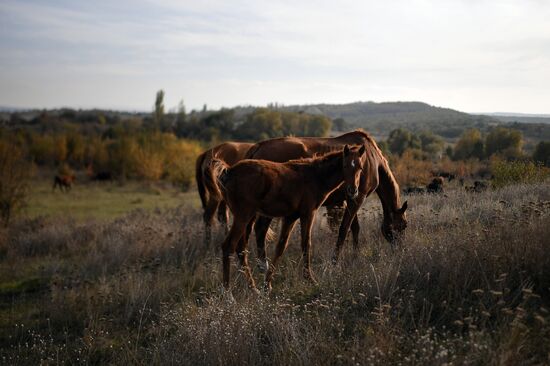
[1,182,550,365]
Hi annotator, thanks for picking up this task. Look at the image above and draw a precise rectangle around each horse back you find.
[245,137,310,162]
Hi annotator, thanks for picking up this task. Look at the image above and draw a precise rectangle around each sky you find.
[1,0,549,113]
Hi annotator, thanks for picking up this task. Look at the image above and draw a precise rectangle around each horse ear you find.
[399,201,408,213]
[343,144,350,156]
[359,144,366,156]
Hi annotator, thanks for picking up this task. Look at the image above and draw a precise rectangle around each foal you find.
[213,145,366,292]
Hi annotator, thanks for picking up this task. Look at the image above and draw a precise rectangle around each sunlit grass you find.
[24,180,201,220]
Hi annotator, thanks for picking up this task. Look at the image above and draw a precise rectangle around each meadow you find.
[1,180,550,365]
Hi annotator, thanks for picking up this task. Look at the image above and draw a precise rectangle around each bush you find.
[491,158,550,188]
[0,142,33,226]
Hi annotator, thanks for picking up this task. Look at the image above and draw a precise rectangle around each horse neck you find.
[309,154,345,193]
[375,161,401,218]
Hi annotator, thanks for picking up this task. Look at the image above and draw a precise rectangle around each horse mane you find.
[286,148,343,166]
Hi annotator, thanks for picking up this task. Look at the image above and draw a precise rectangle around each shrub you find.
[491,157,550,188]
[0,142,33,226]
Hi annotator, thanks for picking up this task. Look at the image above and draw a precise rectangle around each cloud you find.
[1,0,549,112]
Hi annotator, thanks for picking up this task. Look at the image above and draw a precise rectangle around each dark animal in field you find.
[93,171,113,181]
[196,141,254,244]
[426,177,444,194]
[466,180,489,193]
[211,145,366,292]
[433,171,456,182]
[404,186,427,195]
[53,174,76,192]
[244,129,407,267]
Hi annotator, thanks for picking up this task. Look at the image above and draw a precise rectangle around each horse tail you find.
[206,158,229,199]
[195,152,208,209]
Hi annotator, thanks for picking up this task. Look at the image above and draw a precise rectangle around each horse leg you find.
[300,212,317,284]
[236,218,258,291]
[221,217,248,290]
[264,216,297,292]
[217,201,229,233]
[351,215,360,250]
[332,194,366,264]
[254,216,273,273]
[203,199,220,246]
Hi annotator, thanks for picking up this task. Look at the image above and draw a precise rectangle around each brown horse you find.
[244,130,407,267]
[196,141,254,244]
[212,145,366,291]
[52,174,76,192]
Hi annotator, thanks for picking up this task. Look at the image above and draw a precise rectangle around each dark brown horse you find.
[212,145,366,291]
[245,130,408,267]
[52,174,76,192]
[196,141,254,244]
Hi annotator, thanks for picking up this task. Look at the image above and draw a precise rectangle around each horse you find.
[211,145,366,292]
[196,141,254,244]
[53,174,76,192]
[244,129,408,267]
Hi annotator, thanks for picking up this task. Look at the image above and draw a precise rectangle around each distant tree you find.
[533,141,550,167]
[485,127,523,159]
[418,130,444,158]
[387,128,421,155]
[153,90,165,130]
[175,100,187,138]
[453,128,484,160]
[333,118,348,132]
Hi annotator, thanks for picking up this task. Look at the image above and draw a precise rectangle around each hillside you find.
[276,101,499,138]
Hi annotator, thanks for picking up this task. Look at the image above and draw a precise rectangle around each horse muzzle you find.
[346,185,359,199]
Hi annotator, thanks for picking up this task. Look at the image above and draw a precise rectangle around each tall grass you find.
[1,183,550,364]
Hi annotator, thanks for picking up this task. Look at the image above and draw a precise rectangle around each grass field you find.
[25,180,200,220]
[1,182,550,365]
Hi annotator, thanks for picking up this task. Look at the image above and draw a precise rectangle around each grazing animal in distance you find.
[211,145,366,292]
[196,141,254,244]
[244,130,408,267]
[53,174,76,192]
[426,177,444,194]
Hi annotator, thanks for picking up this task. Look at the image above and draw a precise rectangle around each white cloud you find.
[0,0,549,112]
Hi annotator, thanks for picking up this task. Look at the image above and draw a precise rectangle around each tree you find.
[387,128,421,155]
[333,118,348,132]
[485,127,523,159]
[453,128,484,160]
[175,100,187,138]
[533,141,550,167]
[418,130,444,158]
[153,89,165,130]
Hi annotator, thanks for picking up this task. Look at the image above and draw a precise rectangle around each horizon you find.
[1,1,550,114]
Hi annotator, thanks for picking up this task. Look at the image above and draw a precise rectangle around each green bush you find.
[491,158,550,188]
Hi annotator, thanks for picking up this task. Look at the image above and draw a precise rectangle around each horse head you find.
[342,144,366,200]
[381,201,408,245]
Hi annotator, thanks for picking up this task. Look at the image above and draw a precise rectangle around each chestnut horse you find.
[212,145,366,291]
[53,174,76,192]
[244,130,407,267]
[195,141,254,244]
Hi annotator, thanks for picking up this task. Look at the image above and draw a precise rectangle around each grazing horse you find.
[196,141,254,244]
[53,174,76,192]
[212,145,366,292]
[244,130,408,268]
